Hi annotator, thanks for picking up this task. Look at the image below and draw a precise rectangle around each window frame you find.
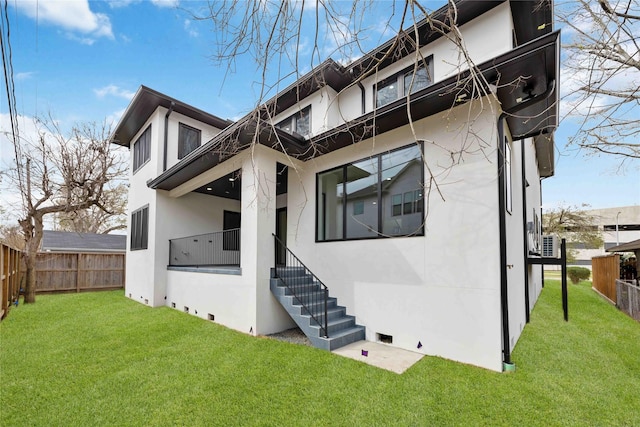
[316,142,424,242]
[275,105,311,137]
[178,122,202,160]
[375,57,434,108]
[130,205,149,251]
[132,125,151,174]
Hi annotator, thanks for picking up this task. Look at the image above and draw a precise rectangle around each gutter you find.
[521,138,530,324]
[497,79,555,370]
[163,101,175,172]
[357,81,366,115]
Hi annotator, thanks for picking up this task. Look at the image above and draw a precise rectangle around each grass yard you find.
[1,281,639,426]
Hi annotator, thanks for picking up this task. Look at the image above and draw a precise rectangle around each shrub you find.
[567,266,591,284]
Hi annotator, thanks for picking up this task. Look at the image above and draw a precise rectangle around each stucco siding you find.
[285,98,504,371]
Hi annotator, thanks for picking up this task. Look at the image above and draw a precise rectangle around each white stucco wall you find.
[286,98,505,371]
[164,109,223,170]
[125,111,163,306]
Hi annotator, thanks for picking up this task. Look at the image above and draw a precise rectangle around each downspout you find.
[163,101,175,172]
[521,138,530,323]
[497,80,555,369]
[357,81,366,115]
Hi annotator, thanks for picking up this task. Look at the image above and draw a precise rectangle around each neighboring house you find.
[568,206,640,267]
[110,0,559,372]
[41,231,126,253]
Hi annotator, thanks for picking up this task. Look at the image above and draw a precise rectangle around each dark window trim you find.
[178,122,202,160]
[130,205,149,251]
[374,56,434,108]
[133,125,152,174]
[315,142,425,243]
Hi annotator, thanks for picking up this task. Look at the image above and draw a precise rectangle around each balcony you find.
[169,229,240,270]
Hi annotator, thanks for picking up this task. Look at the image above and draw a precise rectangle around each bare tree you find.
[542,204,603,262]
[53,183,128,234]
[3,116,128,303]
[557,0,640,161]
[188,0,499,217]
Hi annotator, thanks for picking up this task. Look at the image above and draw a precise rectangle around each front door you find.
[275,208,287,266]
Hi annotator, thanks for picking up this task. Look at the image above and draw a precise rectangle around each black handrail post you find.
[324,287,329,338]
[561,238,568,321]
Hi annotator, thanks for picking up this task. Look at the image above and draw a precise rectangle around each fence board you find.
[34,252,124,293]
[616,280,640,321]
[592,254,620,303]
[1,243,22,320]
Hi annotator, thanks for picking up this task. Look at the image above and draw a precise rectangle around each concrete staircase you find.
[270,266,365,351]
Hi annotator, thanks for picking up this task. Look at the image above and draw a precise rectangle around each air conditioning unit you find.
[541,235,559,258]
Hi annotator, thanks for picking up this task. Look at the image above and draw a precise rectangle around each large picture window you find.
[131,205,149,251]
[375,58,433,108]
[316,143,424,242]
[178,123,201,159]
[276,106,311,137]
[133,125,151,173]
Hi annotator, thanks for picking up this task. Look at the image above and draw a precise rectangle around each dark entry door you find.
[223,210,241,251]
[275,208,287,265]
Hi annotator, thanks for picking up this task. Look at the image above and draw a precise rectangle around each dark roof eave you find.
[310,30,560,153]
[147,119,306,191]
[148,30,559,191]
[110,86,233,147]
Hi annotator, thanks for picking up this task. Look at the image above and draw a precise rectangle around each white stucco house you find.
[110,0,559,372]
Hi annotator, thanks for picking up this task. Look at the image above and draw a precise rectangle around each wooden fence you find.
[1,243,22,319]
[35,252,125,293]
[592,254,620,303]
[616,279,640,321]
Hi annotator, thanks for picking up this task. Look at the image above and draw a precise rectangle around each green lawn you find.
[1,281,638,426]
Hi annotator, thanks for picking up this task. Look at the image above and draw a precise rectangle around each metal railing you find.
[273,234,328,337]
[169,229,240,267]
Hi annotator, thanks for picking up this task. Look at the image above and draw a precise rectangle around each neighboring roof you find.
[41,231,126,253]
[606,239,640,253]
[110,86,233,147]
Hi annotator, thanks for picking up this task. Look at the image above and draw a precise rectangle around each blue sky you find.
[1,0,638,216]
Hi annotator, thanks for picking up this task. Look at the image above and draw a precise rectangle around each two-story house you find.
[110,0,559,372]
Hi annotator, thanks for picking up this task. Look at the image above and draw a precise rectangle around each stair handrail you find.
[272,234,329,338]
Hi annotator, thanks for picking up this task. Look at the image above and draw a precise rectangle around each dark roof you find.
[110,86,233,147]
[119,0,557,191]
[41,231,126,253]
[606,239,640,253]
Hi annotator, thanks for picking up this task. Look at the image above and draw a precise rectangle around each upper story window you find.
[276,106,311,137]
[178,123,201,159]
[133,125,151,173]
[375,58,433,108]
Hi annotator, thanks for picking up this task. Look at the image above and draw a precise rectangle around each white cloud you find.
[151,0,179,8]
[14,0,114,41]
[94,85,135,100]
[109,0,179,9]
[184,19,198,38]
[15,72,35,81]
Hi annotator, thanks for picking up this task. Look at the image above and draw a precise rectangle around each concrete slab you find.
[332,341,424,374]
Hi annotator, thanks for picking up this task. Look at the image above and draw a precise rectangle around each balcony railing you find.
[169,229,240,267]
